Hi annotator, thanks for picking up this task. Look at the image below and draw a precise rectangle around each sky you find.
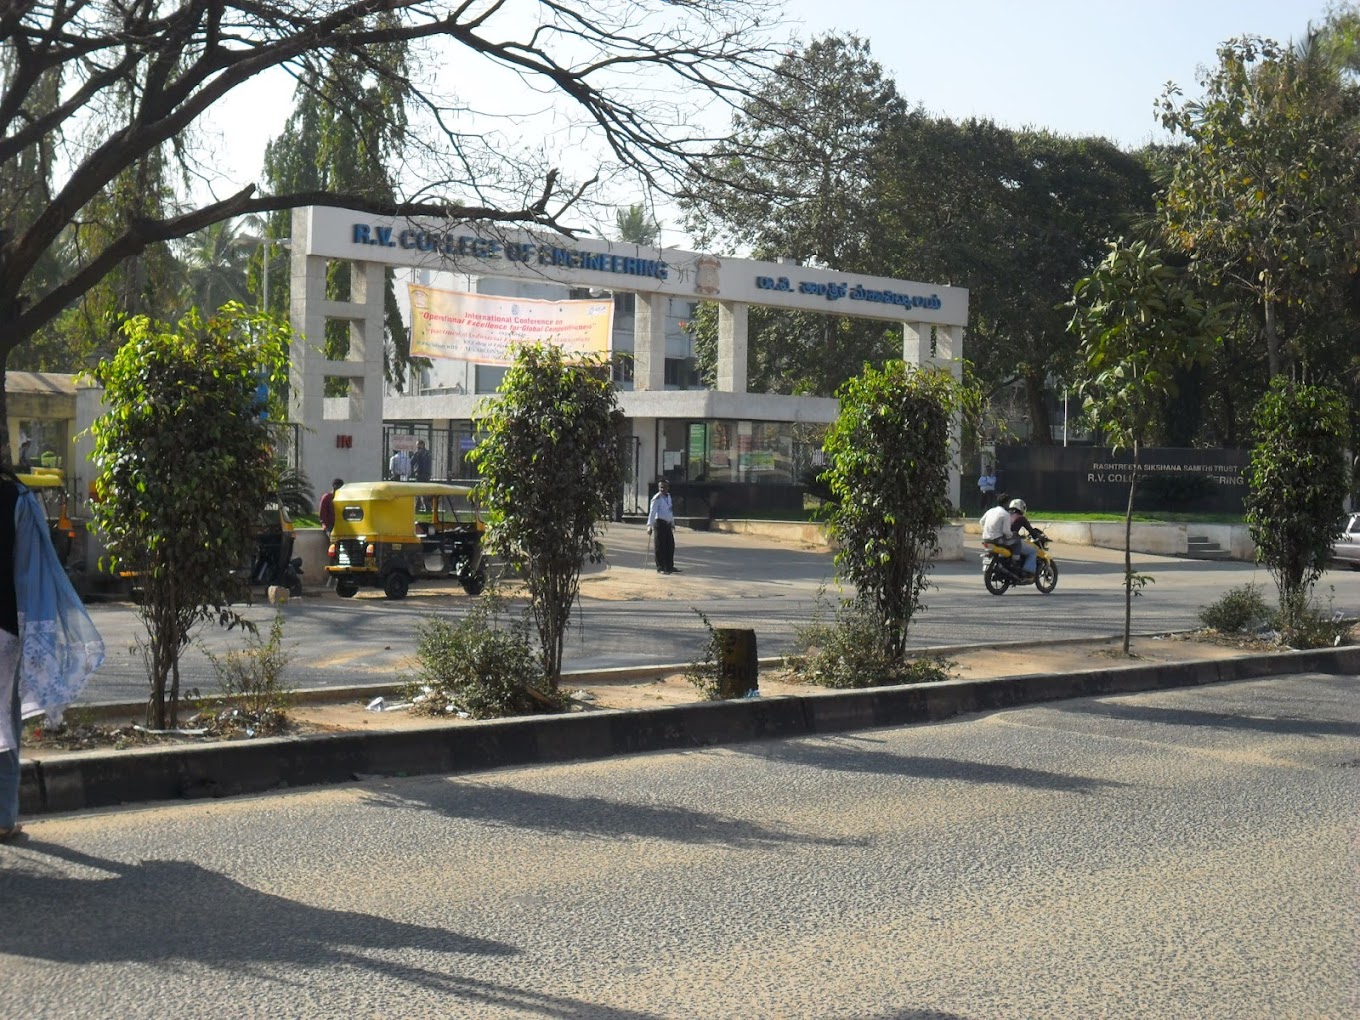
[783,0,1321,149]
[200,0,1327,248]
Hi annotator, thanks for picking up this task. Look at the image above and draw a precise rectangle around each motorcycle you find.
[246,499,304,598]
[981,531,1059,596]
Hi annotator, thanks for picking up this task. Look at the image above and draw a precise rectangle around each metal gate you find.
[382,425,482,481]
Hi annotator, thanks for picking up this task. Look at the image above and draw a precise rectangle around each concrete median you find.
[18,644,1360,818]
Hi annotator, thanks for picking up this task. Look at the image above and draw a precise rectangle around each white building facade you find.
[289,206,969,513]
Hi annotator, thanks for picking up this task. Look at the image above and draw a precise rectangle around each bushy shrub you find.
[1273,590,1352,649]
[404,593,558,719]
[1197,584,1270,633]
[792,599,955,689]
[199,612,293,736]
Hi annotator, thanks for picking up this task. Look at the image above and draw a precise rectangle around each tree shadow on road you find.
[728,736,1124,794]
[0,842,661,1019]
[1060,697,1360,738]
[361,780,863,849]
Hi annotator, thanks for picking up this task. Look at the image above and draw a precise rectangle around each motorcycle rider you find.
[979,491,1011,547]
[1005,498,1041,580]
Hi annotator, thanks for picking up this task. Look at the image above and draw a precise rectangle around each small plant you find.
[684,609,723,700]
[404,590,559,719]
[792,597,956,689]
[199,612,294,736]
[1273,588,1352,649]
[1197,584,1270,633]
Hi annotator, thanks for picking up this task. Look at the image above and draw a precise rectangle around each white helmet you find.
[1008,498,1027,513]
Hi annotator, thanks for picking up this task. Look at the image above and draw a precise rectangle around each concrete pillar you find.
[633,293,667,391]
[290,207,387,490]
[716,301,748,393]
[904,321,965,512]
[635,418,658,510]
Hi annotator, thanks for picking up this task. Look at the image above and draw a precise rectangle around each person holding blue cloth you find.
[1,466,105,842]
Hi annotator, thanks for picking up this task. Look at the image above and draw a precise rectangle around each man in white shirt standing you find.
[389,447,410,481]
[647,478,679,574]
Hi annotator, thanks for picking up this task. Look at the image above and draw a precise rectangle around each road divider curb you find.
[19,644,1359,818]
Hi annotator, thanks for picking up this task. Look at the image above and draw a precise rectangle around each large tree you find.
[88,303,291,728]
[818,361,973,661]
[1069,240,1223,653]
[1159,35,1360,379]
[682,33,1158,408]
[260,30,415,390]
[0,0,776,457]
[882,121,1157,440]
[681,33,906,395]
[1245,378,1351,631]
[469,344,625,689]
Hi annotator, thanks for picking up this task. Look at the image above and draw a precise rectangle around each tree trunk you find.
[714,628,758,699]
[1262,284,1280,378]
[0,362,9,465]
[1024,370,1053,444]
[1122,442,1140,655]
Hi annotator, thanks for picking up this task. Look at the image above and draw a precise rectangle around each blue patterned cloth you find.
[0,486,105,752]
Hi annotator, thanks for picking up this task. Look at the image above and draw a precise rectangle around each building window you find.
[664,357,701,389]
[474,365,507,393]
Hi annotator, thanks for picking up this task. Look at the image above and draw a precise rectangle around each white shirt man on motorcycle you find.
[980,491,1012,545]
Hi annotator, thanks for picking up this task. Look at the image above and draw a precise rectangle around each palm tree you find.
[616,203,661,245]
[177,219,253,315]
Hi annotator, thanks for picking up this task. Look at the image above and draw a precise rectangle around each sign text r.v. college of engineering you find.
[312,211,967,326]
[350,222,671,281]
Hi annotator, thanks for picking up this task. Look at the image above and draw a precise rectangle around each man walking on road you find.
[647,479,679,574]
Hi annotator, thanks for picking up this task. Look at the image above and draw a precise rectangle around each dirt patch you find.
[27,630,1333,758]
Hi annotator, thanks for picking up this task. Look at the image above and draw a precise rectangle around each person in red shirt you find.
[319,478,343,541]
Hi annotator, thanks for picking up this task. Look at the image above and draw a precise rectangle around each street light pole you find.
[238,234,291,312]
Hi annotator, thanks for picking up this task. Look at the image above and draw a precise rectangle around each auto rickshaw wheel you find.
[335,580,359,598]
[461,568,486,597]
[383,572,411,600]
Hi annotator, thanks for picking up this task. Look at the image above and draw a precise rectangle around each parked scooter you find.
[981,531,1059,595]
[247,500,304,598]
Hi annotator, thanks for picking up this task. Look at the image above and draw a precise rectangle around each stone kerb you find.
[20,643,1360,817]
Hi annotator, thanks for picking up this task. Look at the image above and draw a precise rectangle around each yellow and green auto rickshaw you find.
[326,481,487,599]
[18,467,78,567]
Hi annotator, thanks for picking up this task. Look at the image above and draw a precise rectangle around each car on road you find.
[1330,511,1360,570]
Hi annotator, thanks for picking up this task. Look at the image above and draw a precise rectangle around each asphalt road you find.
[3,673,1355,1018]
[77,523,1360,704]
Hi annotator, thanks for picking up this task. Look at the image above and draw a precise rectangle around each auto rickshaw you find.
[326,481,487,599]
[18,468,78,568]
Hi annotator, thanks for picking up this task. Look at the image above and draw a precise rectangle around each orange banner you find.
[408,285,613,364]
